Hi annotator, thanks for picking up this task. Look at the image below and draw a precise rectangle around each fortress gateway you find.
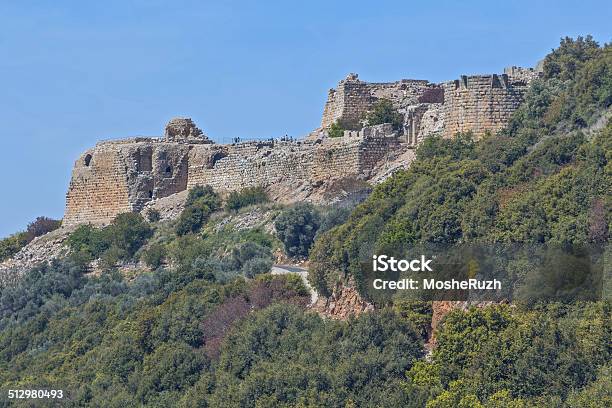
[64,67,540,226]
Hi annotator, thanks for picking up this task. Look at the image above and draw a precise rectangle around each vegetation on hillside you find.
[0,37,610,407]
[176,185,222,235]
[274,203,321,258]
[0,216,61,261]
[225,186,269,212]
[328,120,345,138]
[309,36,611,299]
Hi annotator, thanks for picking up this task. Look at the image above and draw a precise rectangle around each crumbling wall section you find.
[321,73,442,130]
[64,139,191,226]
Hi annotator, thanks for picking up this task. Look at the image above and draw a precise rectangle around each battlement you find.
[447,74,511,90]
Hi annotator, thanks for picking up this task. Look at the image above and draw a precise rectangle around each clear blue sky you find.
[0,0,610,238]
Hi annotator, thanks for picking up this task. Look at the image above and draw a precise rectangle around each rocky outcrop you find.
[140,190,188,222]
[0,228,72,286]
[311,278,374,319]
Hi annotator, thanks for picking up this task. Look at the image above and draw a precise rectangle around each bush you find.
[176,206,209,236]
[26,216,61,239]
[365,98,403,130]
[168,235,213,270]
[176,186,221,235]
[141,243,167,269]
[110,213,153,257]
[67,224,112,259]
[275,204,321,258]
[0,232,29,261]
[146,209,161,223]
[317,206,352,237]
[225,241,274,278]
[241,258,273,278]
[67,213,152,262]
[543,35,601,81]
[186,185,221,209]
[328,120,345,138]
[225,186,269,212]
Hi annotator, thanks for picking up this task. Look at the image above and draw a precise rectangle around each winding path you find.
[271,264,318,304]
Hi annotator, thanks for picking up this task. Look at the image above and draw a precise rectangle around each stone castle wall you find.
[187,140,313,192]
[442,74,529,138]
[321,73,442,130]
[64,144,132,226]
[64,139,191,226]
[322,68,539,140]
[64,123,400,226]
[65,64,540,226]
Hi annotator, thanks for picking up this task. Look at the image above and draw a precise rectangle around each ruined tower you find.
[442,70,537,138]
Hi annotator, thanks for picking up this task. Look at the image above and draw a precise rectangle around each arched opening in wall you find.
[164,165,173,177]
[148,190,153,199]
[208,151,228,168]
[84,154,92,167]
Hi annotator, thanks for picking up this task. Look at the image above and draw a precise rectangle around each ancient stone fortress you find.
[64,66,540,226]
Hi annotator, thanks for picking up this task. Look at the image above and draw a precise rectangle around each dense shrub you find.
[141,243,167,269]
[225,241,273,278]
[328,120,345,138]
[201,275,309,358]
[317,206,353,238]
[176,185,221,235]
[415,303,611,405]
[67,213,152,262]
[26,216,61,239]
[543,35,601,81]
[210,306,423,406]
[274,203,321,258]
[111,213,154,257]
[0,232,29,262]
[167,234,213,270]
[67,224,112,259]
[225,186,269,212]
[365,98,403,130]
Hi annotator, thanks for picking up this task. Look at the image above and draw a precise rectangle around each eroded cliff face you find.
[310,278,375,320]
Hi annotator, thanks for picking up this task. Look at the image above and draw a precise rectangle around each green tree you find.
[176,185,221,235]
[274,203,321,258]
[365,98,403,130]
[328,120,345,138]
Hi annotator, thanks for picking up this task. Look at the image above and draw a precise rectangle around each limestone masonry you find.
[64,65,541,226]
